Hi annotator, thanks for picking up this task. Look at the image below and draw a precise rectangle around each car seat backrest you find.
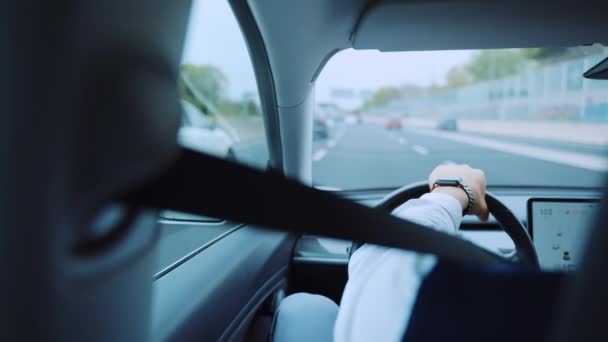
[4,1,192,341]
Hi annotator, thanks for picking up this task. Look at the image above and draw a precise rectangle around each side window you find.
[178,0,268,170]
[155,1,267,276]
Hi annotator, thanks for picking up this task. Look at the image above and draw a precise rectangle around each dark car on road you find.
[437,118,458,131]
[314,114,331,139]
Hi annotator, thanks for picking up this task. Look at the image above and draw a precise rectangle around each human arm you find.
[334,164,489,342]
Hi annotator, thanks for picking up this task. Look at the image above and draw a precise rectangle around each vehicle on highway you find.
[385,117,403,130]
[178,100,234,157]
[313,110,332,139]
[437,118,458,131]
[11,1,608,342]
[319,102,344,122]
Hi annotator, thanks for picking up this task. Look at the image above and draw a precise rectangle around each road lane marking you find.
[313,148,328,162]
[413,145,429,155]
[415,129,608,172]
[398,137,407,145]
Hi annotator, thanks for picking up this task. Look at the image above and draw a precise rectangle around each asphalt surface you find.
[312,123,608,190]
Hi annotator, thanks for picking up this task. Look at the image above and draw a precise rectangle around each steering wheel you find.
[352,182,539,268]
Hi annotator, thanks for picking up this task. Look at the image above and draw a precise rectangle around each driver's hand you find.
[428,164,489,221]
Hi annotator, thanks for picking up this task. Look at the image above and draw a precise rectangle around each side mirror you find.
[584,57,608,80]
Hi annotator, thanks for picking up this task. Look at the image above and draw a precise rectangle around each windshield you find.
[313,47,608,190]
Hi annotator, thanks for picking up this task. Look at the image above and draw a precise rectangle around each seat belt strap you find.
[121,148,510,267]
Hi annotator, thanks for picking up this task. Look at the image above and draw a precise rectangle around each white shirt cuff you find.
[419,192,464,229]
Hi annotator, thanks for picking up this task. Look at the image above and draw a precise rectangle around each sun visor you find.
[352,1,608,52]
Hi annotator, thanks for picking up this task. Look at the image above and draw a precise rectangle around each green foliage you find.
[245,99,261,116]
[465,49,527,82]
[365,85,424,108]
[439,48,569,91]
[178,79,206,113]
[178,64,262,117]
[365,87,402,108]
[180,64,228,103]
[521,48,568,60]
[178,64,229,116]
[216,99,261,116]
[362,48,573,111]
[444,66,473,89]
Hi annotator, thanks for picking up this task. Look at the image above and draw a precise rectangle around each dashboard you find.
[294,186,604,270]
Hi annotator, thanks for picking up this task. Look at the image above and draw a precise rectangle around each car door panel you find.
[151,224,295,341]
[155,220,242,278]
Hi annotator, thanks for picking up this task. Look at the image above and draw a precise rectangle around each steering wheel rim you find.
[374,181,540,268]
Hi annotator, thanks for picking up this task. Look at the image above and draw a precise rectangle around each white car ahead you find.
[178,100,234,158]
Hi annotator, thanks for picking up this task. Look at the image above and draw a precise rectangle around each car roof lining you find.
[353,0,608,51]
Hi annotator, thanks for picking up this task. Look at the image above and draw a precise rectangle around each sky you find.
[316,49,474,103]
[182,0,475,102]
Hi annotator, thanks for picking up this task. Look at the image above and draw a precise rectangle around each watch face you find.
[435,176,461,186]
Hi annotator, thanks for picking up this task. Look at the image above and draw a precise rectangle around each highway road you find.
[312,123,608,190]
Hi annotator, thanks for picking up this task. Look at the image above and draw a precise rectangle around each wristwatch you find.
[432,176,475,215]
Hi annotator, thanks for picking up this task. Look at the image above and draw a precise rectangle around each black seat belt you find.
[121,148,511,267]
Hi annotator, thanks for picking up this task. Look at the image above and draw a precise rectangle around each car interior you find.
[6,0,608,341]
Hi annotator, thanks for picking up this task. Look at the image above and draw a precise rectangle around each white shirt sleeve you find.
[334,193,463,342]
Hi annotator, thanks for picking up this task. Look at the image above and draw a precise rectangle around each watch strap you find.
[432,177,475,215]
[460,180,475,215]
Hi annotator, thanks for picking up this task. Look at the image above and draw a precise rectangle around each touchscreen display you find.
[529,199,600,271]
